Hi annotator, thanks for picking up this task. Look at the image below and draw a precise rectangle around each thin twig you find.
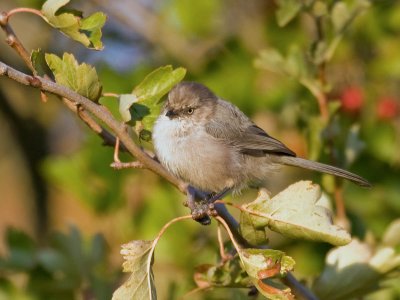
[6,7,43,19]
[0,61,187,193]
[217,225,229,262]
[111,161,145,170]
[102,92,120,98]
[0,12,35,74]
[180,286,211,299]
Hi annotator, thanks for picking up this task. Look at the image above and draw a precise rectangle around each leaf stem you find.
[6,7,44,19]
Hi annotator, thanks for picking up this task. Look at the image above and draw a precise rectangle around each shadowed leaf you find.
[313,239,400,300]
[31,49,51,76]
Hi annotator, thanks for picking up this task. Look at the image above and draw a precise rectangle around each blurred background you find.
[0,0,399,299]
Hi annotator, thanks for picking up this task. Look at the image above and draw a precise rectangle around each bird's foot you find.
[185,187,218,225]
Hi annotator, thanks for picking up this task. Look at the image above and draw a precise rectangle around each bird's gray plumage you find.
[152,81,371,193]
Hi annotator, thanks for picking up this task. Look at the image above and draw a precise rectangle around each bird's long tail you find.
[274,156,371,187]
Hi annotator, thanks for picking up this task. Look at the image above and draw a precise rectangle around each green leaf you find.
[254,46,308,79]
[345,124,365,165]
[194,259,252,288]
[331,2,350,33]
[41,0,106,50]
[31,49,51,76]
[382,219,400,247]
[312,1,327,18]
[313,239,400,300]
[118,65,186,133]
[3,229,36,271]
[112,240,157,300]
[241,182,351,246]
[275,0,302,27]
[45,53,102,102]
[240,211,268,246]
[238,248,295,299]
[254,49,286,75]
[306,116,325,161]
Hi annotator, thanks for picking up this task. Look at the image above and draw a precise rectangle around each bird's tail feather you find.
[275,156,371,187]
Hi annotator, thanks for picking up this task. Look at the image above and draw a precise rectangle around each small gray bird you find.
[153,82,370,203]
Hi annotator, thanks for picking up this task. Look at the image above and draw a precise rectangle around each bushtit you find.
[153,82,370,219]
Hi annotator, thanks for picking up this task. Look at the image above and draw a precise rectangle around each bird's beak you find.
[165,109,177,119]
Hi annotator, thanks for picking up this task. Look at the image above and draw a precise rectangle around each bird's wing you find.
[205,100,296,157]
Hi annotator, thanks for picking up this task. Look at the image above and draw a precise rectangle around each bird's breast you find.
[152,116,239,192]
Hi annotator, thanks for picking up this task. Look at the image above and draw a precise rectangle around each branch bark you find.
[0,61,187,193]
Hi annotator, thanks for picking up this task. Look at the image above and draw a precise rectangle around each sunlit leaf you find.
[382,219,400,247]
[275,0,302,27]
[331,2,351,33]
[238,248,295,299]
[41,0,106,50]
[255,46,308,79]
[118,65,186,134]
[112,241,156,300]
[241,182,351,246]
[45,53,102,102]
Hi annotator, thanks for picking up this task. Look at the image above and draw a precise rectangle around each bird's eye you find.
[187,108,194,115]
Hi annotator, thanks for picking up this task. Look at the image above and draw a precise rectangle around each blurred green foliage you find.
[0,0,400,299]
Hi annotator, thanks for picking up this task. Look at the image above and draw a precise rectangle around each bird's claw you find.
[189,199,217,225]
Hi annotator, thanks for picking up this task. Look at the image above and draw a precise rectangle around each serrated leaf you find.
[241,182,351,246]
[313,239,400,300]
[41,0,106,50]
[276,0,302,27]
[118,66,186,134]
[31,49,51,76]
[238,248,295,299]
[45,53,102,102]
[112,240,156,300]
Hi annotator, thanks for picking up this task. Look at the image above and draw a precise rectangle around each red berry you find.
[377,97,399,120]
[340,86,363,113]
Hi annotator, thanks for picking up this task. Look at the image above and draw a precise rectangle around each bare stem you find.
[0,12,35,74]
[6,7,43,19]
[102,92,120,98]
[0,61,187,193]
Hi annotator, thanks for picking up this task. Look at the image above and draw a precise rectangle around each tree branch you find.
[0,12,35,74]
[0,61,187,193]
[0,9,318,299]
